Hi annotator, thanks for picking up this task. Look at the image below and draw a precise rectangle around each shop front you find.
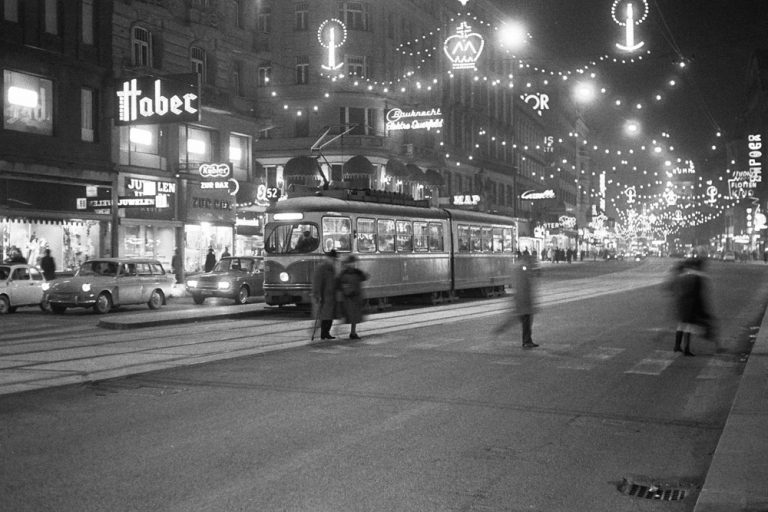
[1,176,111,272]
[185,181,236,273]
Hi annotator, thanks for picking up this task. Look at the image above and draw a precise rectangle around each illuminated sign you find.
[706,185,718,204]
[670,161,695,176]
[664,188,678,206]
[559,215,577,229]
[543,136,554,153]
[115,74,199,125]
[318,19,347,71]
[624,186,636,204]
[521,189,555,200]
[386,108,444,131]
[199,162,231,179]
[612,0,648,52]
[522,93,550,116]
[444,21,484,70]
[729,134,763,199]
[453,194,481,206]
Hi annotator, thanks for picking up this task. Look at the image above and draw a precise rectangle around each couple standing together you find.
[312,250,368,340]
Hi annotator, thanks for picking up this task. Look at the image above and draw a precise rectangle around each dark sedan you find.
[186,256,264,305]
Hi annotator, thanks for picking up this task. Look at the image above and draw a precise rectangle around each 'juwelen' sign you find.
[115,74,200,125]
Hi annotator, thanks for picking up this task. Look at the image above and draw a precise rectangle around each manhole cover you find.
[618,477,689,501]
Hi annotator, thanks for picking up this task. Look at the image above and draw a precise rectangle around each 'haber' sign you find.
[115,74,199,125]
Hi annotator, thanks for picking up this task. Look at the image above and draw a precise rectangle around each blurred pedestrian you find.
[40,248,56,280]
[312,250,338,340]
[171,249,182,284]
[6,246,26,264]
[493,253,539,348]
[204,247,216,272]
[672,258,715,356]
[221,246,231,258]
[338,254,368,339]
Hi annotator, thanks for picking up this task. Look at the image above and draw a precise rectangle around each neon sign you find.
[624,186,636,204]
[444,21,484,70]
[453,194,481,206]
[706,185,718,205]
[612,0,648,52]
[199,162,231,179]
[318,19,347,71]
[729,134,763,199]
[522,93,550,116]
[521,189,555,200]
[386,108,444,131]
[115,74,199,125]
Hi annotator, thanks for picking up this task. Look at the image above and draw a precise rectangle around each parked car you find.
[722,250,736,262]
[186,256,264,305]
[44,258,174,314]
[0,263,49,314]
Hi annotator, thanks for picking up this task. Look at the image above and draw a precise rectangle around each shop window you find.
[428,222,444,252]
[377,219,395,253]
[321,217,351,252]
[396,220,412,252]
[356,218,375,253]
[120,124,164,167]
[180,125,215,166]
[3,70,54,136]
[457,225,470,252]
[413,222,428,252]
[229,133,250,181]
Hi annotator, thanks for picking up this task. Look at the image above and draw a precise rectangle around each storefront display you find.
[184,224,233,273]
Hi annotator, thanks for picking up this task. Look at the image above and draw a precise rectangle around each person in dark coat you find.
[673,257,714,356]
[338,254,368,339]
[312,250,338,340]
[493,253,539,348]
[204,247,216,272]
[40,249,56,280]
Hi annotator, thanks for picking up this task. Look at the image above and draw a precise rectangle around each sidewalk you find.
[693,307,768,511]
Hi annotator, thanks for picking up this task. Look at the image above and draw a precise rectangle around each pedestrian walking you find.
[337,254,368,339]
[40,248,56,280]
[493,253,539,348]
[311,250,338,340]
[171,249,182,284]
[204,247,216,272]
[672,257,715,356]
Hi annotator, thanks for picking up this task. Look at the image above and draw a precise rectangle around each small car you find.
[722,250,736,262]
[44,258,174,314]
[186,256,264,305]
[0,263,49,314]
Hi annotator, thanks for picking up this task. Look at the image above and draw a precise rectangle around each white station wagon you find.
[45,258,174,314]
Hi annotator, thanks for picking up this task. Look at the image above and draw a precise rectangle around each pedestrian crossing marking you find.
[624,350,677,375]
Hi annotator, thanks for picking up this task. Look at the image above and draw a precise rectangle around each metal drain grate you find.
[626,483,686,501]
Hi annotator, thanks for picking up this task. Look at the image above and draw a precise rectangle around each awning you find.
[385,158,409,178]
[343,155,376,176]
[284,156,319,176]
[406,163,424,181]
[423,169,444,186]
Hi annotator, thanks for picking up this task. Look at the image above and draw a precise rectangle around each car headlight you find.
[82,283,91,292]
[42,282,50,291]
[217,281,232,290]
[279,272,289,283]
[187,280,198,288]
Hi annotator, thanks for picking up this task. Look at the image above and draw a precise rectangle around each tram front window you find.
[265,223,319,254]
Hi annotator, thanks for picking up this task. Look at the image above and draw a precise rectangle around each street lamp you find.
[497,20,529,51]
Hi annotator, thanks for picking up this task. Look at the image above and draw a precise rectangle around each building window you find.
[339,107,377,136]
[295,108,309,138]
[132,26,152,67]
[180,125,215,166]
[3,0,19,22]
[191,46,206,85]
[125,124,160,154]
[80,88,94,142]
[296,56,309,85]
[346,55,368,78]
[233,61,243,96]
[257,65,271,87]
[44,0,58,34]
[338,1,368,31]
[258,127,271,140]
[295,2,308,31]
[3,70,53,136]
[258,7,271,33]
[81,0,94,45]
[233,0,243,28]
[229,133,250,181]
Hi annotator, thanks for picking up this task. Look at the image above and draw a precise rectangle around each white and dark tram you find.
[263,189,519,308]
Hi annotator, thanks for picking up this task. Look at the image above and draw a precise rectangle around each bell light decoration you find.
[444,21,485,70]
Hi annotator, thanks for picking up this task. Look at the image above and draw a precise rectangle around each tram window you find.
[265,223,318,254]
[396,220,413,252]
[428,222,444,252]
[492,228,503,252]
[481,227,493,252]
[503,228,514,252]
[322,217,352,252]
[470,226,482,252]
[457,225,470,252]
[413,222,428,252]
[377,219,395,252]
[357,217,376,253]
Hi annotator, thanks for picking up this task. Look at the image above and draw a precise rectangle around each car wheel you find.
[235,285,249,305]
[51,304,67,314]
[192,294,205,305]
[0,296,10,314]
[93,292,112,314]
[148,289,164,310]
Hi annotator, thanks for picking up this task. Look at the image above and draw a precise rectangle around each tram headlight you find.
[279,272,290,283]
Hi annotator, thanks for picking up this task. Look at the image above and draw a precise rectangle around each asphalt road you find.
[1,260,766,512]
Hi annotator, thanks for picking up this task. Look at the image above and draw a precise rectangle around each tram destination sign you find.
[115,74,200,125]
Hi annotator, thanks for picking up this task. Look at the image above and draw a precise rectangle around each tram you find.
[263,188,518,308]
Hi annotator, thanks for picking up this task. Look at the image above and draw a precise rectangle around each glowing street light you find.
[624,119,641,137]
[497,20,529,51]
[573,81,597,106]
